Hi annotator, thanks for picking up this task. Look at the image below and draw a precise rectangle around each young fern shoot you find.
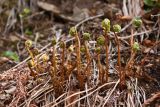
[130,18,142,56]
[83,32,91,77]
[101,18,110,83]
[60,41,66,83]
[50,37,57,85]
[69,27,83,89]
[113,24,124,89]
[25,40,39,75]
[113,24,121,68]
[97,35,105,84]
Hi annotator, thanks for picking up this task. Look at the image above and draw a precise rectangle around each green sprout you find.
[25,40,32,48]
[32,48,39,57]
[102,18,111,33]
[69,27,77,36]
[132,42,140,52]
[68,45,74,52]
[19,8,31,18]
[2,51,19,62]
[132,18,142,28]
[25,28,33,36]
[28,60,34,67]
[80,45,86,53]
[52,37,57,46]
[97,35,105,46]
[95,47,101,53]
[41,53,49,62]
[113,24,121,33]
[23,8,31,15]
[83,32,91,40]
[60,41,65,48]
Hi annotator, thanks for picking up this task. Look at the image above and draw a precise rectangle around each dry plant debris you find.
[0,0,160,107]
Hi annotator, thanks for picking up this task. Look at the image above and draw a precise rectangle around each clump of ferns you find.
[41,53,49,69]
[48,37,67,96]
[26,40,50,76]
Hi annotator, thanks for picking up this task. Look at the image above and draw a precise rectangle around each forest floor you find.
[0,0,160,107]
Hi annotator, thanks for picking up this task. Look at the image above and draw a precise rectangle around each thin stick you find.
[102,80,120,107]
[130,29,134,56]
[64,81,118,107]
[97,53,103,84]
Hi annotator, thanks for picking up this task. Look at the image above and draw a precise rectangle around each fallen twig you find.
[142,92,160,107]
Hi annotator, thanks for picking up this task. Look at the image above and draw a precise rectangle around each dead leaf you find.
[142,39,154,47]
[72,7,89,21]
[0,57,10,65]
[37,1,60,14]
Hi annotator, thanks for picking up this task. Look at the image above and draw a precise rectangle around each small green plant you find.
[132,18,142,28]
[97,35,105,46]
[25,40,32,48]
[80,45,85,53]
[126,41,140,69]
[41,53,49,62]
[132,42,140,52]
[144,0,160,7]
[2,51,19,62]
[113,24,121,33]
[130,18,142,55]
[25,28,33,36]
[83,32,90,40]
[19,8,31,18]
[102,18,111,33]
[69,27,77,37]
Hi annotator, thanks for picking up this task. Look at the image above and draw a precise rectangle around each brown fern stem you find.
[75,33,83,89]
[97,52,103,84]
[84,41,91,77]
[114,32,123,89]
[104,33,109,83]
